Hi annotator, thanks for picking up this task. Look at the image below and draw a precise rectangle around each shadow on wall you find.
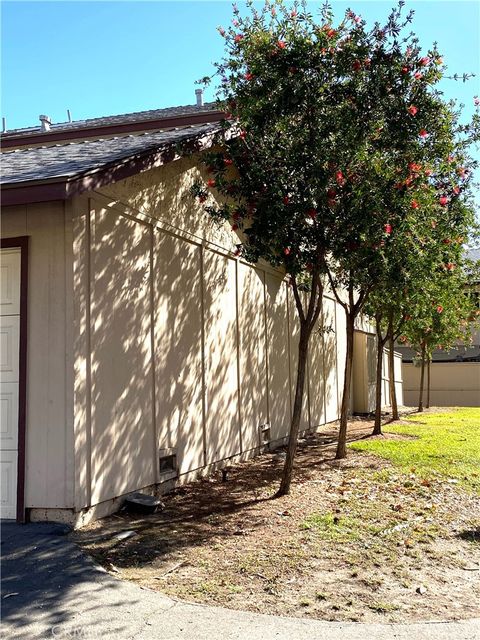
[75,156,344,510]
[88,209,155,506]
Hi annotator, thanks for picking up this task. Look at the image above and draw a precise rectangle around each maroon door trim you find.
[1,236,29,523]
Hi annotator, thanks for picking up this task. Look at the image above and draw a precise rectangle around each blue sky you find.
[1,1,479,130]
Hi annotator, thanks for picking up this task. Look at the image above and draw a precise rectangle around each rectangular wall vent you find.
[259,423,271,446]
[158,448,178,481]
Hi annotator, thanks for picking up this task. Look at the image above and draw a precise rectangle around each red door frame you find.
[1,236,29,523]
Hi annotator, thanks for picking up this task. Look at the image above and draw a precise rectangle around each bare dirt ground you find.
[73,417,480,624]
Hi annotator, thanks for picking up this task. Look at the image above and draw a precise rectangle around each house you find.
[0,97,400,526]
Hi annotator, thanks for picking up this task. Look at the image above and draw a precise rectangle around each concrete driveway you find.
[1,521,479,640]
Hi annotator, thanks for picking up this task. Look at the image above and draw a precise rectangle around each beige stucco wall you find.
[403,362,480,407]
[1,202,74,510]
[68,154,351,513]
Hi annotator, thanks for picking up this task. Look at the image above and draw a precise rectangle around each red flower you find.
[384,223,392,235]
[405,314,412,321]
[425,168,433,177]
[401,66,409,74]
[436,305,443,313]
[411,200,419,209]
[224,158,233,166]
[447,155,455,163]
[352,60,362,71]
[419,129,428,138]
[442,238,452,245]
[439,196,448,206]
[284,247,291,256]
[283,196,290,205]
[407,105,418,116]
[207,179,216,188]
[453,185,460,195]
[218,27,226,37]
[419,56,430,66]
[408,162,421,173]
[414,72,422,80]
[327,188,337,198]
[277,40,286,49]
[445,262,455,271]
[336,170,346,187]
[307,208,317,219]
[239,130,247,139]
[232,223,239,231]
[290,9,297,17]
[199,195,207,203]
[457,166,467,177]
[244,72,254,81]
[234,34,244,43]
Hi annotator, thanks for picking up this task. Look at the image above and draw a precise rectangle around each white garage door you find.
[1,248,21,519]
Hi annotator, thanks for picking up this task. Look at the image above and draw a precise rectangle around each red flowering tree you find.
[364,121,478,430]
[399,249,479,412]
[192,0,479,491]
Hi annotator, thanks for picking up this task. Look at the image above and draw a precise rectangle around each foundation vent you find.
[259,423,271,446]
[159,448,178,481]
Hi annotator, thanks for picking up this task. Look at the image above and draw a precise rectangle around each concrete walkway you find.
[1,521,479,640]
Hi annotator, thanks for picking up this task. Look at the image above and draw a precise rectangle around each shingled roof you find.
[1,122,226,205]
[3,102,219,137]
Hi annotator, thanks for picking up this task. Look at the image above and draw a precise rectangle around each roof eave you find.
[1,124,229,206]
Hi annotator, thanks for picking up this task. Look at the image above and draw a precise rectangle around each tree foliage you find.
[191,0,479,488]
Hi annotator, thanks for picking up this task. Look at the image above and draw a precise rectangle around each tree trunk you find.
[335,314,355,459]
[276,325,311,497]
[388,327,399,421]
[418,344,426,413]
[373,316,384,436]
[426,358,431,409]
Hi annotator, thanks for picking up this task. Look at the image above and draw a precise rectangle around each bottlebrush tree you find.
[365,199,476,432]
[399,235,479,412]
[191,0,479,492]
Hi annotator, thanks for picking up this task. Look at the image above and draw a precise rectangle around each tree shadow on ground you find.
[1,522,138,639]
[456,527,480,543]
[73,423,377,571]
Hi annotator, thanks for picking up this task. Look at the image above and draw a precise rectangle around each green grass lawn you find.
[350,408,480,493]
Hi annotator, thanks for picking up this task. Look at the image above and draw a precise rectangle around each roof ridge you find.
[2,101,220,135]
[1,123,210,155]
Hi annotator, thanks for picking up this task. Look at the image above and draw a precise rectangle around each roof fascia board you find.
[1,181,68,206]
